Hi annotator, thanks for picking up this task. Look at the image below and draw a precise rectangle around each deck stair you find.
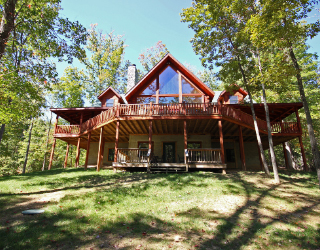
[149,163,187,173]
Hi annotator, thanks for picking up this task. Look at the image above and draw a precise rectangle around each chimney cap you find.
[131,64,136,66]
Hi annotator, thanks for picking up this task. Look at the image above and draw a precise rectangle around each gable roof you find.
[125,53,215,101]
[218,84,248,99]
[97,86,122,102]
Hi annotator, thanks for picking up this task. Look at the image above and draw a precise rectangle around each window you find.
[159,96,179,104]
[140,79,157,95]
[106,98,115,107]
[159,66,179,94]
[182,77,200,94]
[136,97,156,104]
[187,142,202,149]
[230,95,238,104]
[108,148,115,162]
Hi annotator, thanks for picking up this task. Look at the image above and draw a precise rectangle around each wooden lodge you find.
[49,54,306,173]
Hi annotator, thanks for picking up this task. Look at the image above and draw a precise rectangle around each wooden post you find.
[299,136,308,171]
[239,125,246,170]
[75,113,83,168]
[114,120,120,172]
[97,127,104,172]
[84,132,91,170]
[64,143,69,169]
[149,120,152,150]
[48,115,59,170]
[282,142,289,169]
[75,137,81,168]
[218,120,225,164]
[184,120,188,172]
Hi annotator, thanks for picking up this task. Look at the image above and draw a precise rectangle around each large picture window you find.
[135,65,204,104]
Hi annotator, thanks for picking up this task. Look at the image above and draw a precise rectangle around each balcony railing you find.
[55,125,80,135]
[117,148,149,163]
[187,148,222,163]
[54,103,301,136]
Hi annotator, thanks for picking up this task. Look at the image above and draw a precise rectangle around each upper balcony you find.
[53,103,301,137]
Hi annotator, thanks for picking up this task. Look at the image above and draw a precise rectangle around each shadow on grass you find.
[0,169,319,249]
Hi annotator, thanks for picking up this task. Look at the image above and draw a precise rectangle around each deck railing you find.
[55,125,80,135]
[187,148,222,163]
[54,103,301,136]
[117,148,149,163]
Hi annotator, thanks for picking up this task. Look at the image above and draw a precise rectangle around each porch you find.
[112,148,227,173]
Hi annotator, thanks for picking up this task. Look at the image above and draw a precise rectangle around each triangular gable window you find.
[140,79,157,95]
[182,77,201,94]
[159,66,179,94]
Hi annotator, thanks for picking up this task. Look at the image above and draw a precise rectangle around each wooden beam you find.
[48,138,56,170]
[239,125,246,170]
[149,120,152,150]
[97,127,104,172]
[114,120,120,171]
[75,137,81,168]
[84,132,91,170]
[299,135,308,171]
[218,120,225,164]
[184,120,187,167]
[64,143,69,169]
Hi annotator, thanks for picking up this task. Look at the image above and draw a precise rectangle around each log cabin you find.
[49,54,306,173]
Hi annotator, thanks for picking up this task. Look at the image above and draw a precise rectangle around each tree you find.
[181,0,272,177]
[138,41,169,72]
[81,24,126,105]
[247,0,320,186]
[0,0,87,143]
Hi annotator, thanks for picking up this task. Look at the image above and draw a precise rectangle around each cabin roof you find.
[125,53,215,101]
[50,107,110,125]
[231,103,303,122]
[97,86,124,102]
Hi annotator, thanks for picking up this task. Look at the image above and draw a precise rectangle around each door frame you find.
[162,141,176,163]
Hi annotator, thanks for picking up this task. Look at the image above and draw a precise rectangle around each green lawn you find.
[0,169,319,250]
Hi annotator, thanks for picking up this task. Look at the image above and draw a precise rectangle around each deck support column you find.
[75,137,81,168]
[97,127,104,172]
[282,142,289,169]
[114,120,120,172]
[64,143,69,169]
[184,120,188,172]
[75,113,83,168]
[84,132,91,170]
[148,120,152,173]
[48,115,59,170]
[295,108,307,171]
[218,120,225,164]
[238,125,246,170]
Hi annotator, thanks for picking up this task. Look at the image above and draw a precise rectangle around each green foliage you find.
[138,41,169,72]
[81,24,127,105]
[51,67,85,108]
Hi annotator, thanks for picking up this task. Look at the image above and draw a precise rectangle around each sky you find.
[56,0,320,77]
[56,0,205,75]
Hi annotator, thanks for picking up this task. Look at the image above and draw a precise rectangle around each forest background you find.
[0,0,319,176]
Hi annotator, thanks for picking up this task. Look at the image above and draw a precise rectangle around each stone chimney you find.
[127,64,138,92]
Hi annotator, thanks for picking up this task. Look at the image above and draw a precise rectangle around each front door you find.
[163,142,175,163]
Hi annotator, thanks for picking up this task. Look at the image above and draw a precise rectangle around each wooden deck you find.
[53,103,301,138]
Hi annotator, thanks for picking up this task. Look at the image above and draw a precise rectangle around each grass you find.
[0,168,319,250]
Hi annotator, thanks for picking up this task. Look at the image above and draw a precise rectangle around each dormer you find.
[97,87,124,107]
[218,85,248,105]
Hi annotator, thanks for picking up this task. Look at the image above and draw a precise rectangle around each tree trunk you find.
[42,112,52,171]
[22,119,33,174]
[0,124,5,144]
[236,56,270,176]
[284,141,294,170]
[0,0,18,60]
[289,46,320,187]
[257,54,280,183]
